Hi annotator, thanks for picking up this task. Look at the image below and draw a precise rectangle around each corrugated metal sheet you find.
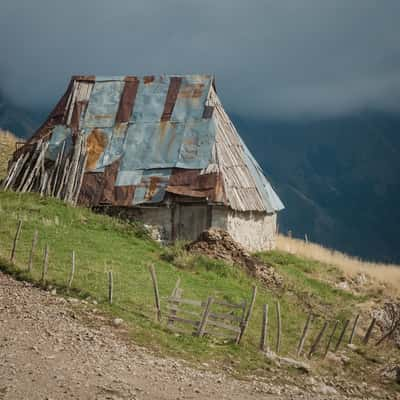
[23,74,284,213]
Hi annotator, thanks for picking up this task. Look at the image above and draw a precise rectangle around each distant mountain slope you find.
[0,90,40,138]
[234,112,400,263]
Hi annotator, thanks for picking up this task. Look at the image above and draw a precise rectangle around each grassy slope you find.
[0,130,19,180]
[0,191,393,379]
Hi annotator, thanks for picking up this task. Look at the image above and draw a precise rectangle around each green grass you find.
[0,191,374,374]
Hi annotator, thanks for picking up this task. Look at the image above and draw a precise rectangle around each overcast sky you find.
[1,0,399,118]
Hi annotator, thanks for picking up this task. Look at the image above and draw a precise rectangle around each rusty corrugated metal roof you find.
[19,74,284,213]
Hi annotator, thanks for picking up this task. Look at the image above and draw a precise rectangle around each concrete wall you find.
[211,206,277,251]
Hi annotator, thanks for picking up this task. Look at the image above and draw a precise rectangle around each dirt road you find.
[0,272,396,399]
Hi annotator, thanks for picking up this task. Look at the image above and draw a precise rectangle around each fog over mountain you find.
[1,1,399,262]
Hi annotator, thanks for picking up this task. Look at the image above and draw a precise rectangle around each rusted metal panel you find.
[115,77,139,123]
[78,172,104,206]
[161,77,182,122]
[166,186,207,198]
[86,128,109,171]
[17,74,284,213]
[83,80,124,128]
[114,185,135,206]
[101,159,120,204]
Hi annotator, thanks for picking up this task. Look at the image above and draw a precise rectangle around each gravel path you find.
[0,272,284,400]
[0,272,398,400]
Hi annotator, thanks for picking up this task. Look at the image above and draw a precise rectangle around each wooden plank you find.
[41,244,49,284]
[167,306,200,318]
[197,297,214,337]
[260,304,269,352]
[167,315,199,326]
[363,318,376,345]
[308,321,328,359]
[276,300,282,354]
[213,300,244,309]
[349,314,360,344]
[167,297,203,307]
[297,312,313,357]
[323,320,339,359]
[168,281,182,327]
[149,264,161,322]
[28,229,38,272]
[334,319,350,352]
[207,319,241,333]
[237,285,257,344]
[10,220,23,263]
[209,311,242,323]
[108,271,113,305]
[68,250,76,290]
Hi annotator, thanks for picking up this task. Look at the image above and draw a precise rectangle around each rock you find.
[337,281,350,291]
[112,318,123,327]
[50,289,57,296]
[315,383,338,395]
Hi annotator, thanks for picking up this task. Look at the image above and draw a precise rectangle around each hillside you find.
[0,191,399,398]
[0,129,20,180]
[234,111,400,263]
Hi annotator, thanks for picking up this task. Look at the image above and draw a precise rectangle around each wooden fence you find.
[2,218,396,360]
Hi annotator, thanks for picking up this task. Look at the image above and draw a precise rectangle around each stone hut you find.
[7,74,284,250]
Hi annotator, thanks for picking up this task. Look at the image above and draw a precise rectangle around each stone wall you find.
[100,204,277,251]
[211,206,277,251]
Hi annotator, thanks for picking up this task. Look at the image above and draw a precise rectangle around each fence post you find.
[363,318,376,345]
[108,271,113,305]
[41,244,49,285]
[197,296,214,337]
[10,220,23,262]
[259,304,269,351]
[324,320,339,358]
[297,312,312,357]
[68,250,76,290]
[349,314,360,344]
[168,278,182,327]
[149,264,161,322]
[276,300,282,353]
[237,285,257,344]
[28,229,38,272]
[308,321,328,359]
[334,319,350,352]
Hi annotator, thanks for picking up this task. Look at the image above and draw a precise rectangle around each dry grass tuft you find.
[0,129,21,180]
[276,234,400,292]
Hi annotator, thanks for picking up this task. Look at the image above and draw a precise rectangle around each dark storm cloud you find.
[1,0,399,117]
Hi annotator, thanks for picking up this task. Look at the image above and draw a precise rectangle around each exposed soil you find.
[1,272,399,400]
[186,229,283,288]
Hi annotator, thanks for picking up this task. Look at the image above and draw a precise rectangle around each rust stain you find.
[161,77,182,122]
[166,122,177,152]
[114,123,128,138]
[143,75,155,84]
[86,128,108,170]
[178,83,204,99]
[94,114,113,120]
[159,121,168,142]
[145,176,160,200]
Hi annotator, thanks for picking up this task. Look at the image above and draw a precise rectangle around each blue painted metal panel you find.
[171,75,212,122]
[83,80,124,128]
[176,119,215,169]
[47,125,72,160]
[115,170,143,186]
[131,76,170,122]
[99,123,128,168]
